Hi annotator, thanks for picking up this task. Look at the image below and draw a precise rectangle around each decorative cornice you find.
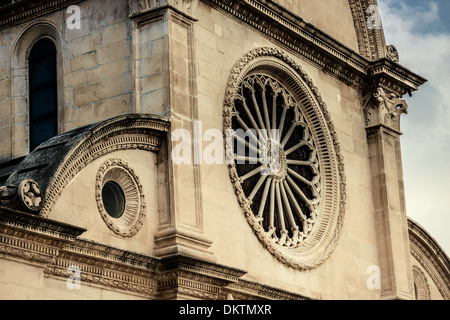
[0,206,85,265]
[366,58,427,97]
[128,0,198,21]
[0,0,427,97]
[45,238,161,298]
[226,279,311,300]
[158,255,246,299]
[157,255,310,300]
[201,0,426,97]
[0,205,86,240]
[0,0,83,32]
[0,208,312,300]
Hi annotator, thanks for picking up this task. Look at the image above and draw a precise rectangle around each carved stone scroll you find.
[364,87,408,133]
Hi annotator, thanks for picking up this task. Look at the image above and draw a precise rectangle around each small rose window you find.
[96,159,146,237]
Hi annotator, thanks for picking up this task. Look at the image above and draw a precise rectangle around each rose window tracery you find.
[224,48,346,270]
[229,75,321,248]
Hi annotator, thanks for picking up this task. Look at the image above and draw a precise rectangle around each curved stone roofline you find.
[0,113,170,215]
[408,217,450,268]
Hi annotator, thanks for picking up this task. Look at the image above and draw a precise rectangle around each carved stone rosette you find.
[0,179,43,213]
[18,179,43,212]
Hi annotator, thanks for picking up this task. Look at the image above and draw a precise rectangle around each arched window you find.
[29,38,58,151]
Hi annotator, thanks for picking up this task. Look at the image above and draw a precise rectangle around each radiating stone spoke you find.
[269,179,276,229]
[257,177,273,219]
[248,174,268,202]
[286,175,312,207]
[242,100,266,144]
[272,94,278,131]
[250,89,267,140]
[262,89,272,139]
[280,183,297,228]
[281,121,298,148]
[286,160,310,166]
[287,168,313,186]
[283,180,308,222]
[234,133,261,156]
[285,141,307,156]
[275,182,287,233]
[236,114,265,148]
[240,165,266,182]
[278,107,287,141]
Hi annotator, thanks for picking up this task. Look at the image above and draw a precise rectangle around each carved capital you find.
[364,87,408,132]
[129,0,198,19]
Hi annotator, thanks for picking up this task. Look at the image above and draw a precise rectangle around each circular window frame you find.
[96,159,146,237]
[102,180,126,219]
[224,48,346,270]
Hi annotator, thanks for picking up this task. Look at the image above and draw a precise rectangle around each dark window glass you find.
[29,38,57,151]
[102,181,126,219]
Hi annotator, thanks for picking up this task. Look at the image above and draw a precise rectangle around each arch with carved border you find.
[39,114,170,218]
[408,218,450,300]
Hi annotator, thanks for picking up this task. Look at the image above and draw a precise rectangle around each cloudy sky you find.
[377,0,450,253]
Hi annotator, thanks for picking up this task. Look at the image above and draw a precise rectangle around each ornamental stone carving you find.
[18,179,43,212]
[386,45,400,63]
[224,48,346,270]
[229,74,321,248]
[364,87,408,132]
[129,0,198,18]
[96,159,146,237]
[0,179,43,213]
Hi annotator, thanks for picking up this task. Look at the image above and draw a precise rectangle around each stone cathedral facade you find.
[0,0,448,300]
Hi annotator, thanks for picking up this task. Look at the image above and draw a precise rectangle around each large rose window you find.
[229,75,321,248]
[224,48,346,270]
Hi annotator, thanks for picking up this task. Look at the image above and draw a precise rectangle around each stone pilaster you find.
[129,0,215,263]
[364,87,414,300]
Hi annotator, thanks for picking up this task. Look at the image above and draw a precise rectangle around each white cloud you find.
[378,0,450,253]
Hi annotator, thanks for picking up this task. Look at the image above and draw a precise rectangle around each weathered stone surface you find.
[0,0,446,302]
